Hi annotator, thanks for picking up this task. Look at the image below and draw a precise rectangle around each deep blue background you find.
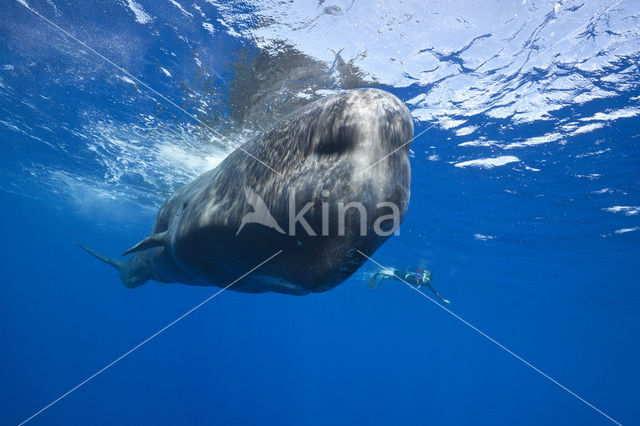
[2,114,639,425]
[1,0,639,425]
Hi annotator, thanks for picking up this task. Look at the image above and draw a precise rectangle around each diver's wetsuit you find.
[367,268,450,304]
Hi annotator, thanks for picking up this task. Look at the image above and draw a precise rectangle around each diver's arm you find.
[424,282,450,304]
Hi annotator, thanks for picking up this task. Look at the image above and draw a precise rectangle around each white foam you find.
[503,133,562,149]
[440,118,467,130]
[192,3,204,17]
[592,188,613,194]
[614,227,639,234]
[168,0,193,18]
[579,107,640,122]
[575,148,611,158]
[455,126,478,137]
[455,155,520,169]
[571,122,606,135]
[572,88,617,104]
[574,173,601,180]
[124,0,153,24]
[458,140,498,147]
[202,22,215,35]
[226,0,638,126]
[51,117,238,212]
[604,206,640,216]
[474,234,495,241]
[118,75,136,85]
[217,18,241,38]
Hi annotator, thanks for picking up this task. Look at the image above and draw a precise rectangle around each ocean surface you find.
[1,0,639,425]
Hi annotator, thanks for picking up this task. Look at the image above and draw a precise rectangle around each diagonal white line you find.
[15,0,284,177]
[357,123,435,176]
[356,250,622,426]
[17,250,283,426]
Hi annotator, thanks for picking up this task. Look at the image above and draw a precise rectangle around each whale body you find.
[81,88,413,295]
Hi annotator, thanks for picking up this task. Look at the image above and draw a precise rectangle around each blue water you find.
[1,1,639,425]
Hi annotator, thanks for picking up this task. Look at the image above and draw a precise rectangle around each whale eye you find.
[316,125,355,155]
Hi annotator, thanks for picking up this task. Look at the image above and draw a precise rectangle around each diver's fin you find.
[366,275,377,289]
[78,242,151,289]
[76,243,123,270]
[121,231,167,256]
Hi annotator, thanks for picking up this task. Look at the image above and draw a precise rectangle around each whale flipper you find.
[76,243,122,269]
[121,231,167,256]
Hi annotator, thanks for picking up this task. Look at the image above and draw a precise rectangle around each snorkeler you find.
[367,268,451,304]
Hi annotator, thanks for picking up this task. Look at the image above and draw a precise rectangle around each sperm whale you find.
[80,88,414,295]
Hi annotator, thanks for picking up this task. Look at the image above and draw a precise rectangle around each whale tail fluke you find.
[77,242,152,289]
[76,243,123,270]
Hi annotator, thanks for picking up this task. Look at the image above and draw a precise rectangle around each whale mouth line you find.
[244,274,311,295]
